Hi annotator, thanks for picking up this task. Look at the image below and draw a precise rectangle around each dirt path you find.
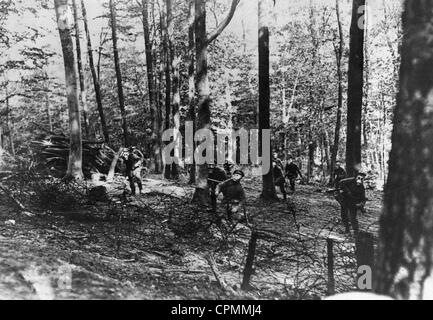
[0,177,383,300]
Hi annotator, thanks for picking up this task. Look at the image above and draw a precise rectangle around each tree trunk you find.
[54,0,84,180]
[192,0,210,204]
[107,147,124,181]
[307,140,316,181]
[163,0,172,179]
[72,0,90,139]
[0,125,4,150]
[81,0,110,144]
[345,0,365,177]
[258,0,277,200]
[375,0,433,300]
[141,0,162,173]
[109,0,129,147]
[188,0,196,184]
[330,0,344,184]
[192,0,240,203]
[44,72,53,132]
[170,0,180,180]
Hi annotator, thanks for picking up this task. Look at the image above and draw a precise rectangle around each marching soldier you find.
[337,172,367,236]
[215,170,246,221]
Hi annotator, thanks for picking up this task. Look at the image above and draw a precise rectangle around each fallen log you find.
[205,254,237,296]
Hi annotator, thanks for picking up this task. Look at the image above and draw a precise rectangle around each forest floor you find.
[0,174,384,300]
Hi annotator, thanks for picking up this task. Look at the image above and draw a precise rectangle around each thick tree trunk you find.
[192,0,211,204]
[330,0,344,184]
[54,0,84,180]
[141,0,162,173]
[81,0,110,144]
[375,0,433,300]
[192,0,240,203]
[109,0,129,147]
[258,0,277,200]
[72,0,89,139]
[345,0,365,177]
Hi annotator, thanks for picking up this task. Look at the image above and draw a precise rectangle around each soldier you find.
[332,161,347,188]
[273,161,287,201]
[285,157,303,192]
[223,160,234,178]
[125,147,144,196]
[215,170,246,221]
[338,172,367,236]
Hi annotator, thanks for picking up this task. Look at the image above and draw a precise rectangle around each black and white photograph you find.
[0,0,432,305]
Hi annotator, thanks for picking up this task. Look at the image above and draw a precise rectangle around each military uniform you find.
[333,166,347,188]
[208,166,228,211]
[216,176,246,221]
[125,149,144,195]
[338,177,366,234]
[285,162,303,192]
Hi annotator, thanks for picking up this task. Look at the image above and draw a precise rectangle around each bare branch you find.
[207,0,241,45]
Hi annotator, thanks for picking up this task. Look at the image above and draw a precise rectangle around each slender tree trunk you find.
[375,0,433,300]
[81,0,110,144]
[345,0,365,177]
[141,0,162,173]
[307,1,318,184]
[170,1,180,180]
[241,19,247,54]
[258,0,277,200]
[54,0,84,180]
[109,0,129,147]
[72,0,90,139]
[163,0,172,179]
[44,72,53,133]
[188,0,196,184]
[0,125,4,150]
[107,147,124,181]
[330,0,344,184]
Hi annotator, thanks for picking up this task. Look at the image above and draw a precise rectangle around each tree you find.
[164,0,173,179]
[72,0,90,138]
[330,0,344,184]
[192,0,241,204]
[81,0,110,144]
[170,0,180,180]
[141,0,162,173]
[54,0,84,180]
[375,0,433,300]
[187,0,196,184]
[258,0,277,200]
[109,0,129,147]
[345,0,365,177]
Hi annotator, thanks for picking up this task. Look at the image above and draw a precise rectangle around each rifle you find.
[325,188,340,194]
